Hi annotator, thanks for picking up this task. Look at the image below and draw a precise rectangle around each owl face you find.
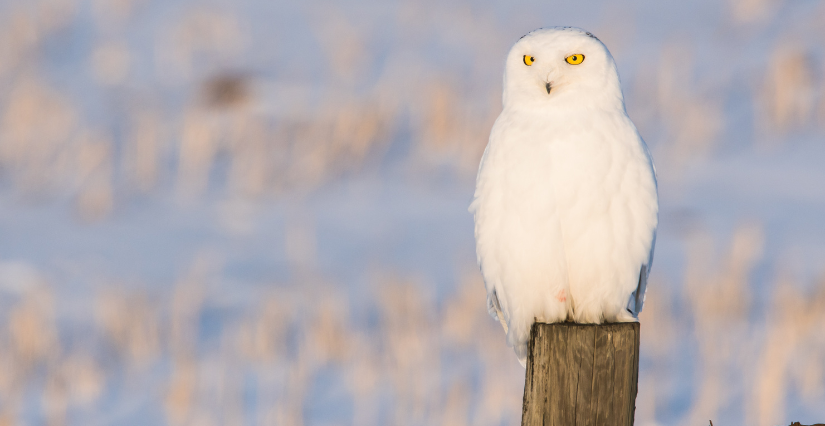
[502,27,623,110]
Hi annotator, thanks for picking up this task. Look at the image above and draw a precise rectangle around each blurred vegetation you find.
[0,0,824,425]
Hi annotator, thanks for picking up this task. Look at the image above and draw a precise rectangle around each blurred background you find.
[0,0,823,424]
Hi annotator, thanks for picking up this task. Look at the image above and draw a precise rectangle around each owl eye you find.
[523,55,535,66]
[565,54,585,65]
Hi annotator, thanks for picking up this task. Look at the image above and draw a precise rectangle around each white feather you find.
[470,27,658,366]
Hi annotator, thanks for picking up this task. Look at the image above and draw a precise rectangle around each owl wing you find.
[628,134,658,317]
[629,224,656,316]
[471,145,507,331]
[487,289,508,333]
[471,136,512,335]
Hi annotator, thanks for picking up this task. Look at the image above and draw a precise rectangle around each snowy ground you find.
[0,0,824,425]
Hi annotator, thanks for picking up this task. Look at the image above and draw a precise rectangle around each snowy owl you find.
[469,27,658,366]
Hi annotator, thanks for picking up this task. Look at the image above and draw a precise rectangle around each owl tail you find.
[489,289,527,368]
[514,344,527,368]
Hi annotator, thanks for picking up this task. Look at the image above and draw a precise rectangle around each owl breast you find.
[473,108,657,334]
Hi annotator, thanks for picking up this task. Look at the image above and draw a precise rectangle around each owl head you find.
[502,27,624,111]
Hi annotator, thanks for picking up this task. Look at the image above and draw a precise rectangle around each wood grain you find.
[521,322,640,426]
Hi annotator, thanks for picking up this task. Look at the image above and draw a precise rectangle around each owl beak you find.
[545,82,552,94]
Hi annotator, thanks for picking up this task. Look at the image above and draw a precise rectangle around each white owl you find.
[470,27,658,366]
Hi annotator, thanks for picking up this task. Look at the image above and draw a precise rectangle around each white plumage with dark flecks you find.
[469,27,658,366]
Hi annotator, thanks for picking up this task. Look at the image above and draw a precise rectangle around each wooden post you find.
[521,322,640,426]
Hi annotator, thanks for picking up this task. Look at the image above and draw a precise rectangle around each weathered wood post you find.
[521,322,640,426]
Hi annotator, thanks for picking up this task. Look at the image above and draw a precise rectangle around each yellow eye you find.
[523,55,535,66]
[565,54,585,65]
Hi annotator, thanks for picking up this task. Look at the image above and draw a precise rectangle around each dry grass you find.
[0,0,820,202]
[0,226,821,424]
